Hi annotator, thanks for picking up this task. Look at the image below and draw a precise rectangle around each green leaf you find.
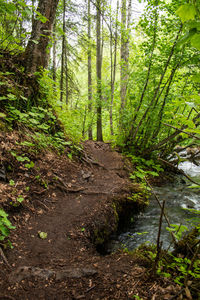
[35,11,48,23]
[0,209,8,218]
[135,232,148,235]
[176,5,196,23]
[17,197,24,203]
[0,112,6,118]
[25,161,35,168]
[191,33,200,50]
[38,231,48,239]
[9,179,15,186]
[29,118,40,125]
[31,39,39,44]
[20,95,28,101]
[0,225,10,236]
[37,124,50,131]
[188,184,200,189]
[7,93,17,100]
[16,156,30,162]
[176,30,196,48]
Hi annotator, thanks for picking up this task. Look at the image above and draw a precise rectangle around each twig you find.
[152,200,165,276]
[31,189,47,195]
[85,285,96,293]
[0,247,11,268]
[169,288,184,300]
[35,200,50,211]
[144,177,177,245]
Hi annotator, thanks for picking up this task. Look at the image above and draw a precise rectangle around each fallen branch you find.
[158,158,200,186]
[163,123,200,141]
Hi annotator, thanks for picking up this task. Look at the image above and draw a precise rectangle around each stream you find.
[108,159,200,252]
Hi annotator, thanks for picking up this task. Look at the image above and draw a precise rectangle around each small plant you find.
[0,209,15,248]
[9,179,15,186]
[25,161,35,169]
[9,196,24,207]
[166,224,189,241]
[133,295,142,300]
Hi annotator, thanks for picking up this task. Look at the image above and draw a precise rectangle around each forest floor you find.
[0,131,181,300]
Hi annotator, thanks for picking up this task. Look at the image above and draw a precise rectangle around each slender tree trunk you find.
[31,0,35,31]
[60,0,66,103]
[110,0,119,136]
[120,0,127,110]
[130,26,182,142]
[52,20,57,85]
[120,0,131,111]
[96,0,103,141]
[65,44,69,105]
[25,0,59,73]
[88,0,93,140]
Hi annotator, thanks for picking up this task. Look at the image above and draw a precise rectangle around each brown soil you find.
[0,132,181,299]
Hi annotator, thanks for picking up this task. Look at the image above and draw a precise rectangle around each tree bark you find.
[60,0,66,103]
[25,0,59,73]
[52,20,57,85]
[96,0,103,141]
[88,0,93,140]
[110,0,119,136]
[65,42,69,105]
[120,0,131,111]
[120,0,127,110]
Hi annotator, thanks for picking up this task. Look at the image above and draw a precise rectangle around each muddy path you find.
[0,138,180,299]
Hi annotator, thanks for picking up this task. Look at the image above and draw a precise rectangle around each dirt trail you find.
[0,139,180,299]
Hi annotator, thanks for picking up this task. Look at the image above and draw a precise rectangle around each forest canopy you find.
[0,0,200,157]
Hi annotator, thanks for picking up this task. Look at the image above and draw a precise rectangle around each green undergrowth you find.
[129,240,200,298]
[0,66,84,249]
[0,209,15,249]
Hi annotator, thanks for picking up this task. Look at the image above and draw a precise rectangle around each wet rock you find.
[81,170,92,180]
[0,164,7,182]
[9,266,97,284]
[9,266,54,284]
[55,267,97,280]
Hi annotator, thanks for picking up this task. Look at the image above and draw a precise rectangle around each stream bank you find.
[107,158,200,253]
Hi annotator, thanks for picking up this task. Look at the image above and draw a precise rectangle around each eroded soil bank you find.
[0,132,181,299]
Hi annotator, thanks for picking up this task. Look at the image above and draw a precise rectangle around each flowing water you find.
[108,160,200,252]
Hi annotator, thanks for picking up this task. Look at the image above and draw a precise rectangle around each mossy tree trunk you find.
[25,0,59,74]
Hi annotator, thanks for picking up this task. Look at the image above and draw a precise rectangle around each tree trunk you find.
[31,0,35,32]
[60,0,66,103]
[120,0,132,111]
[52,20,57,85]
[96,0,103,142]
[120,0,127,110]
[65,43,69,105]
[88,0,93,140]
[110,0,119,136]
[25,0,59,73]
